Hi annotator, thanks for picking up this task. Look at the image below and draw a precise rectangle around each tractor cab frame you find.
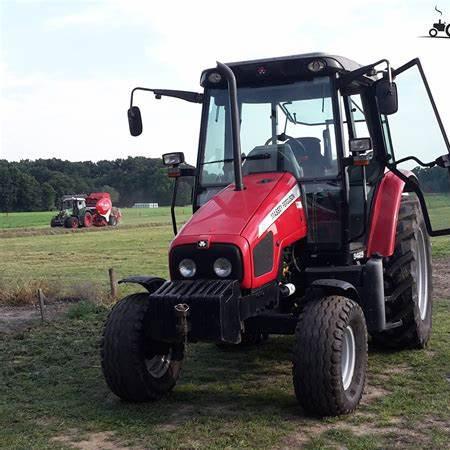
[103,53,450,416]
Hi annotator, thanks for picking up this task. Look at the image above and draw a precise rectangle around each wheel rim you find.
[341,325,356,390]
[145,349,172,378]
[416,228,429,320]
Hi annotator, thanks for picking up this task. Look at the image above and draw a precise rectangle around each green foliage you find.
[66,300,106,319]
[0,157,192,212]
[413,166,450,193]
[41,182,56,211]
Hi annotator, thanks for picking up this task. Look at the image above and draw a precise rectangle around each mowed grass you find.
[1,207,450,449]
[0,301,449,449]
[0,206,449,298]
[0,223,172,289]
[0,206,190,230]
[0,207,191,300]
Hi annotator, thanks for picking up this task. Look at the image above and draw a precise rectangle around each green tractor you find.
[50,195,93,229]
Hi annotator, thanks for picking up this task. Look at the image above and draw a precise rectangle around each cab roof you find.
[226,52,363,72]
[200,52,364,88]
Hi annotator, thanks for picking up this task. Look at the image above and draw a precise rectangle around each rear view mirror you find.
[375,79,398,115]
[127,106,143,136]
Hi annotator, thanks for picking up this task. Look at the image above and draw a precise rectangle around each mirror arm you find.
[390,155,435,168]
[130,87,203,108]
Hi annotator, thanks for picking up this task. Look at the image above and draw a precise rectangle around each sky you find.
[1,0,450,165]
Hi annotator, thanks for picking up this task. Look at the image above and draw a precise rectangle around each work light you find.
[307,59,326,72]
[162,152,185,166]
[179,259,196,278]
[213,258,232,278]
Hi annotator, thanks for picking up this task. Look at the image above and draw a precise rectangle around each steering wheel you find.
[264,133,308,160]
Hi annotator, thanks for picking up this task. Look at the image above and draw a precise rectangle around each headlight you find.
[179,259,196,278]
[213,258,232,278]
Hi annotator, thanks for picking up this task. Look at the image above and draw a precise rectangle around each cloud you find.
[1,0,450,165]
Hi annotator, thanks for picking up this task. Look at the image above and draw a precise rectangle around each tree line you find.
[412,166,450,193]
[0,158,448,213]
[0,157,192,212]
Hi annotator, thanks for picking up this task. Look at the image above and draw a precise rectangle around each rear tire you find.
[373,193,432,349]
[446,24,450,37]
[101,293,184,401]
[292,296,367,416]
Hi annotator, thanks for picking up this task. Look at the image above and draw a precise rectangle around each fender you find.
[366,171,406,257]
[309,279,359,300]
[118,276,166,293]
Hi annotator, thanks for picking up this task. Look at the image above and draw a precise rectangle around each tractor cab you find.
[128,53,450,263]
[61,196,86,215]
[104,53,450,417]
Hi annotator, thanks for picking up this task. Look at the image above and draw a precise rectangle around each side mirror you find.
[375,79,398,115]
[127,106,143,136]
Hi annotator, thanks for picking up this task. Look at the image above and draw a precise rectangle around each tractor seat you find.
[242,144,303,179]
[286,137,327,178]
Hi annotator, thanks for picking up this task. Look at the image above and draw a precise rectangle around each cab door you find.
[384,58,450,236]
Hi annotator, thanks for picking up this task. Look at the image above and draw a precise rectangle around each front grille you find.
[169,244,243,281]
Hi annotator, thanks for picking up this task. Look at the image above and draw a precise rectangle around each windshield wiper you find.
[201,153,271,165]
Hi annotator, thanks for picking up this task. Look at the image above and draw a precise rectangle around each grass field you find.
[0,301,449,449]
[0,207,449,449]
[0,203,449,301]
[0,207,191,230]
[0,207,191,302]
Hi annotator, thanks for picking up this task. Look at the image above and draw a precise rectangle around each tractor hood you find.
[176,173,285,237]
[170,172,307,289]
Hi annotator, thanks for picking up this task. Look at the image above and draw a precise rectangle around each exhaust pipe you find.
[216,61,244,191]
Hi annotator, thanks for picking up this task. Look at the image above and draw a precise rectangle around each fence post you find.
[37,289,46,323]
[109,268,118,299]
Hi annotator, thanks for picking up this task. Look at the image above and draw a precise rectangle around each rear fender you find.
[118,276,166,293]
[366,171,406,257]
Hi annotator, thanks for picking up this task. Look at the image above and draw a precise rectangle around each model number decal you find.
[258,184,300,237]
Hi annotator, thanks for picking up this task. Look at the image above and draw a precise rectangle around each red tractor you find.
[101,53,450,416]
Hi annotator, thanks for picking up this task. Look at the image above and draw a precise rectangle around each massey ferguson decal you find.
[258,184,301,237]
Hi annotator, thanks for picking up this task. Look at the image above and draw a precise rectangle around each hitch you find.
[174,303,190,341]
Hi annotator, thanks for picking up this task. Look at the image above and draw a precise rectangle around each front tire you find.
[64,216,79,228]
[373,193,432,349]
[292,296,367,416]
[429,28,438,37]
[101,293,184,401]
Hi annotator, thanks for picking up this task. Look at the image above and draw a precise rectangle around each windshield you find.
[200,77,340,187]
[62,200,73,210]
